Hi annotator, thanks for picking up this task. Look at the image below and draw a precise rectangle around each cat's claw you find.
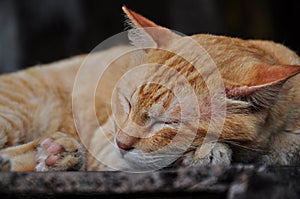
[0,153,11,171]
[180,143,232,167]
[35,132,85,171]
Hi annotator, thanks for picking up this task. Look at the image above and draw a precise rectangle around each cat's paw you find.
[0,154,11,171]
[36,132,85,171]
[181,143,232,167]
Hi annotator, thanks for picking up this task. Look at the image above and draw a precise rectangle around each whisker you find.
[189,139,263,153]
[221,140,263,152]
[283,130,300,134]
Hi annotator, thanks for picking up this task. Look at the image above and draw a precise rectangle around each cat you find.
[0,6,300,171]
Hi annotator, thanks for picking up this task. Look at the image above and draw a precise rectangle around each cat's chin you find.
[114,147,182,172]
[113,135,187,172]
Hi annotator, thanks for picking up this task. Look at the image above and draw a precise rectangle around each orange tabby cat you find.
[0,6,300,171]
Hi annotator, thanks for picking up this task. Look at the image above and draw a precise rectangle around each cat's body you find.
[0,7,300,171]
[0,45,135,171]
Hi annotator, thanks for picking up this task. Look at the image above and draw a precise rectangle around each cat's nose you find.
[116,139,135,151]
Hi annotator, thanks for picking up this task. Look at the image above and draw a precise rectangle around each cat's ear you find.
[122,6,180,48]
[225,64,300,109]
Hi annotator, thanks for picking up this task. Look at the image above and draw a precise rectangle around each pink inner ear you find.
[250,64,300,86]
[226,64,300,98]
[122,6,158,28]
[225,85,262,98]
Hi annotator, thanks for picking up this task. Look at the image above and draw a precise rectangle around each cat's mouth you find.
[115,146,195,171]
[113,133,198,171]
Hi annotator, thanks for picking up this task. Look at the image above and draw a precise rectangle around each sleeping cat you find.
[0,6,300,171]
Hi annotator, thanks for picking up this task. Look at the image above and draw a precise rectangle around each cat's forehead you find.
[134,83,172,108]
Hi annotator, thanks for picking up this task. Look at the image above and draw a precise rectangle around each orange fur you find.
[1,7,300,171]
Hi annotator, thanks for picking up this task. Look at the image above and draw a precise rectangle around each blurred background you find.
[0,0,299,73]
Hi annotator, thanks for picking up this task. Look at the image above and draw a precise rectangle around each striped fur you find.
[1,8,300,171]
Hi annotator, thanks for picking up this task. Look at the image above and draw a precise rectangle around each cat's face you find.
[111,7,300,170]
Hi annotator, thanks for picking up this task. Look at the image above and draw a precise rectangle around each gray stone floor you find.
[0,165,299,199]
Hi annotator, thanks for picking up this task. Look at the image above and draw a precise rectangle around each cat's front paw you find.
[0,154,11,171]
[181,143,232,167]
[36,132,85,171]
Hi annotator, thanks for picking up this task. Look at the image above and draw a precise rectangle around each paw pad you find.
[35,133,84,171]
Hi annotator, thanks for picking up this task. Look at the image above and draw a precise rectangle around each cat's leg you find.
[0,139,40,171]
[0,132,86,171]
[256,132,300,165]
[180,142,232,167]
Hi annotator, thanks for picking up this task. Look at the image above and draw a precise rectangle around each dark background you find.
[0,0,299,73]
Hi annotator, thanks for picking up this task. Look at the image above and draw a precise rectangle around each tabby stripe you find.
[0,111,25,144]
[0,96,29,116]
[26,69,51,91]
[0,87,31,106]
[0,116,15,146]
[1,76,35,95]
[2,109,30,143]
[0,114,23,140]
[0,93,33,125]
[153,89,168,102]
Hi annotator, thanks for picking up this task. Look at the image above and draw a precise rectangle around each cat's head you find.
[111,6,300,171]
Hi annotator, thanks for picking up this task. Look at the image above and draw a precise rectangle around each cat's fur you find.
[0,7,300,171]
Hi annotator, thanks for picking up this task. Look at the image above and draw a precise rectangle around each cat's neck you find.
[265,74,300,134]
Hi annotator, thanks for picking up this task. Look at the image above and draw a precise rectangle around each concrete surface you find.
[0,164,299,199]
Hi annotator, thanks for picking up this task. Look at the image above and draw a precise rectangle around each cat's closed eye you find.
[124,97,132,115]
[163,120,180,125]
[118,95,131,115]
[152,118,180,128]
